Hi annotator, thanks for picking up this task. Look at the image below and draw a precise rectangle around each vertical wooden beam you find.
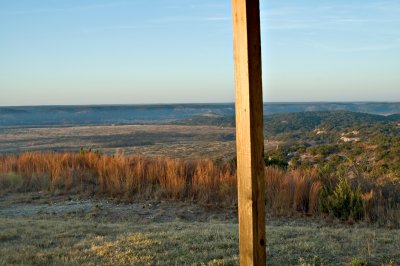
[232,0,266,265]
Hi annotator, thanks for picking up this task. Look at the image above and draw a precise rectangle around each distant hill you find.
[0,104,235,127]
[1,102,400,127]
[177,110,400,139]
[265,110,395,134]
[264,102,400,115]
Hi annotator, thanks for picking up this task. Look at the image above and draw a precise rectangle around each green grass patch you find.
[0,217,399,265]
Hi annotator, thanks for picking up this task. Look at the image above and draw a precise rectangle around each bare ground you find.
[0,192,237,224]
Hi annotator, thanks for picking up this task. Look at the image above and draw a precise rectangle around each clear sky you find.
[1,0,399,106]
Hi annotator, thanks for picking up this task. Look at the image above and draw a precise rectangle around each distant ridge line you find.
[1,101,400,108]
[1,103,400,127]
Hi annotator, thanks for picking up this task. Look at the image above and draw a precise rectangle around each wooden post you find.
[232,0,266,265]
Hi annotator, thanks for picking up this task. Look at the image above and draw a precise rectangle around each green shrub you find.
[348,257,368,266]
[0,173,24,192]
[264,157,288,169]
[320,177,364,220]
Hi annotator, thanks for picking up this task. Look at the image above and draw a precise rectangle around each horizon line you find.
[1,101,400,108]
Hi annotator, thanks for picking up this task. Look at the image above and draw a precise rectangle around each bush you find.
[348,257,368,266]
[264,157,288,169]
[320,177,364,220]
[0,173,24,192]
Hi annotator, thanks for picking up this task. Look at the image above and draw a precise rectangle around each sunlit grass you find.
[0,152,321,214]
[1,152,399,227]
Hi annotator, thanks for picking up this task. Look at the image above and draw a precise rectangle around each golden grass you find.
[0,152,321,215]
[1,151,399,226]
[264,167,321,215]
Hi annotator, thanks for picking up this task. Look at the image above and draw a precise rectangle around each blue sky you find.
[1,0,400,106]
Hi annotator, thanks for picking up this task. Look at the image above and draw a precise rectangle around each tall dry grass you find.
[0,152,321,214]
[1,152,398,225]
[0,152,237,204]
[359,181,400,227]
[264,167,322,215]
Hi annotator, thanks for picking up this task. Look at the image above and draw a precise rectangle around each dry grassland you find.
[0,125,237,159]
[0,124,281,159]
[0,193,399,266]
[0,152,322,214]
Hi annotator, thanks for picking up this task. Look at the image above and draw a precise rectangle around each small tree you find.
[320,176,364,220]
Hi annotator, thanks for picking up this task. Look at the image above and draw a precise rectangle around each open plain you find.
[0,124,281,159]
[0,125,237,159]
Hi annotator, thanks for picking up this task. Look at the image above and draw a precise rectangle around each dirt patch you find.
[0,192,238,224]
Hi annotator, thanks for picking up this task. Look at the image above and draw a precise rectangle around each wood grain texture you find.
[232,0,266,265]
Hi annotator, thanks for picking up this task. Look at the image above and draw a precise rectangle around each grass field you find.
[0,125,237,159]
[0,193,399,266]
[0,124,282,159]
